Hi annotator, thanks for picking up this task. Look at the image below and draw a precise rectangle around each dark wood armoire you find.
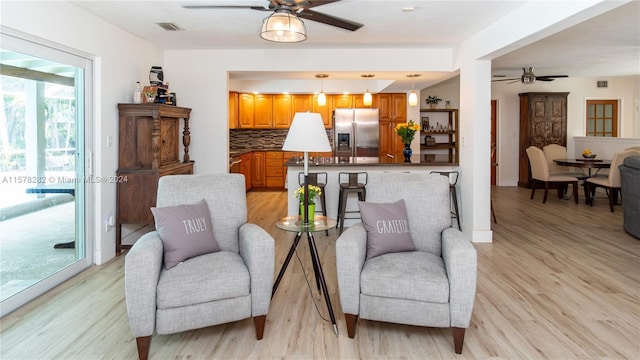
[116,103,194,255]
[518,92,569,188]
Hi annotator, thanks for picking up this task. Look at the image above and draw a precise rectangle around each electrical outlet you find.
[105,212,114,232]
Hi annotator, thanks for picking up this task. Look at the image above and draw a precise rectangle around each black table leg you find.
[307,235,322,293]
[307,232,338,335]
[272,232,303,298]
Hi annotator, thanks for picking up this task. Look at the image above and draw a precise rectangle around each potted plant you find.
[394,120,420,162]
[295,184,322,217]
[425,95,442,109]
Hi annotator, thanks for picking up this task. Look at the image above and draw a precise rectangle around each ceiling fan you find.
[492,67,568,84]
[182,0,364,32]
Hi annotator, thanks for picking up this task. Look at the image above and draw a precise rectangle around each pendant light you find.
[407,74,420,106]
[316,74,328,106]
[361,74,374,106]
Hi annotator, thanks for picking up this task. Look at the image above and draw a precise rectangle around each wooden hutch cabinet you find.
[116,103,194,254]
[518,92,569,188]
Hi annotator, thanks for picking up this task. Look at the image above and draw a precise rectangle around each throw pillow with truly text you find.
[151,199,220,269]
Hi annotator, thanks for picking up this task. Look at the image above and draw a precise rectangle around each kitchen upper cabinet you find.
[331,94,353,109]
[292,94,313,113]
[312,95,332,128]
[272,94,293,128]
[228,91,238,129]
[378,93,406,123]
[253,94,273,128]
[238,93,254,128]
[353,93,377,108]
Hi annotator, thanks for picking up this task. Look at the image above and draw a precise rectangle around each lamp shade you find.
[408,90,418,106]
[282,113,331,152]
[260,10,307,43]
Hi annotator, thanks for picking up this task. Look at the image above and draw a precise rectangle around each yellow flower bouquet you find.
[394,120,420,144]
[295,184,322,205]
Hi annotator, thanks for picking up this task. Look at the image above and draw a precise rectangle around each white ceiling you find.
[70,0,640,89]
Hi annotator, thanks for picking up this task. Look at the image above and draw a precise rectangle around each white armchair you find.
[125,174,274,360]
[335,172,477,354]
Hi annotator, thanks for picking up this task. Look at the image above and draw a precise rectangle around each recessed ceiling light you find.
[402,6,416,12]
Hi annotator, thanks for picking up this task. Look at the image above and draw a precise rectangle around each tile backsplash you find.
[230,129,334,150]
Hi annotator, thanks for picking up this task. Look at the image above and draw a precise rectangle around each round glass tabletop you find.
[275,215,337,233]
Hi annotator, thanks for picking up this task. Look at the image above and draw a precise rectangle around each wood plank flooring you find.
[1,186,638,359]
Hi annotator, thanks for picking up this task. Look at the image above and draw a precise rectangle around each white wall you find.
[1,1,163,264]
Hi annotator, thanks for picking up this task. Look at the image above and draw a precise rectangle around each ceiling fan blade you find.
[182,5,270,11]
[491,78,519,82]
[536,75,568,80]
[297,9,363,31]
[535,78,555,82]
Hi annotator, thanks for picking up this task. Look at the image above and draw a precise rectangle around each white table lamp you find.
[282,112,331,225]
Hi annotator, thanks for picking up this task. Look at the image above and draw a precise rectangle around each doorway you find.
[0,33,93,316]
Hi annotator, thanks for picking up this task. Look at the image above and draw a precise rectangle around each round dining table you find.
[553,158,611,177]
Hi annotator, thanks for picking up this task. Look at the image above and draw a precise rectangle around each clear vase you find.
[403,143,412,163]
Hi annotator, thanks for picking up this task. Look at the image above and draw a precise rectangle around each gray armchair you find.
[125,174,274,360]
[335,172,477,354]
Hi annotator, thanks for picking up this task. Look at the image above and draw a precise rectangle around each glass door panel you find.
[0,33,92,316]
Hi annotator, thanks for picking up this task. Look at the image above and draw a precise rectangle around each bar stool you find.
[430,171,461,230]
[337,172,368,234]
[298,172,329,235]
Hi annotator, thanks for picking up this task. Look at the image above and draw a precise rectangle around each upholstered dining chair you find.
[585,148,640,212]
[526,146,580,204]
[335,172,477,354]
[543,144,586,179]
[125,174,275,360]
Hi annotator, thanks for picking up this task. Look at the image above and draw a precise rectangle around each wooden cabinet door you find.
[228,92,238,129]
[253,94,273,128]
[251,151,265,186]
[354,93,377,108]
[331,94,353,109]
[240,153,252,191]
[378,94,392,122]
[292,94,313,113]
[160,118,179,165]
[273,94,292,129]
[238,93,254,128]
[391,94,407,122]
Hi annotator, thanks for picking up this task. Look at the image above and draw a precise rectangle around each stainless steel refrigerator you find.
[333,108,379,157]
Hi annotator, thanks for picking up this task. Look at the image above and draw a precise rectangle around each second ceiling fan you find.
[492,67,568,84]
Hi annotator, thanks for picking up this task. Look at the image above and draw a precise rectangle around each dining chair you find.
[526,146,579,204]
[542,144,586,179]
[585,148,640,212]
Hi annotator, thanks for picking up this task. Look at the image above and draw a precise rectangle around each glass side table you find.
[272,215,338,335]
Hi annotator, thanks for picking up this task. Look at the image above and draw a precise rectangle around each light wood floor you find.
[1,187,638,359]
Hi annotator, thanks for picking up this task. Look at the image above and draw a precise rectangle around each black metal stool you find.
[337,172,368,234]
[430,171,461,230]
[298,172,329,235]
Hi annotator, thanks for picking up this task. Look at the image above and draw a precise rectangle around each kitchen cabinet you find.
[228,91,238,129]
[292,94,313,114]
[240,153,252,191]
[419,109,459,163]
[378,93,407,156]
[265,151,284,187]
[272,94,293,128]
[253,94,273,128]
[116,103,193,255]
[238,93,254,128]
[251,151,266,187]
[331,94,353,109]
[312,95,332,128]
[518,92,569,188]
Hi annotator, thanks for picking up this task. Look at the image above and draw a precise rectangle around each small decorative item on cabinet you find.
[425,95,442,109]
[445,100,451,109]
[403,143,413,163]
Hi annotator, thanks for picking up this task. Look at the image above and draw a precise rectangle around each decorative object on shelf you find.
[144,90,156,103]
[133,81,142,104]
[445,100,451,109]
[425,95,442,109]
[406,74,421,106]
[425,136,436,146]
[403,143,413,163]
[282,112,331,225]
[295,184,321,216]
[149,66,164,85]
[421,117,430,130]
[316,74,328,106]
[394,120,419,144]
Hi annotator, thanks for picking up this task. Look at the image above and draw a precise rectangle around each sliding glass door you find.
[0,32,93,316]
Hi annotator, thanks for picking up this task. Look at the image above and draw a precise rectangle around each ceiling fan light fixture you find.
[260,9,307,43]
[521,67,536,84]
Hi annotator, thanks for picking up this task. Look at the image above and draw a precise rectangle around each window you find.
[586,100,618,137]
